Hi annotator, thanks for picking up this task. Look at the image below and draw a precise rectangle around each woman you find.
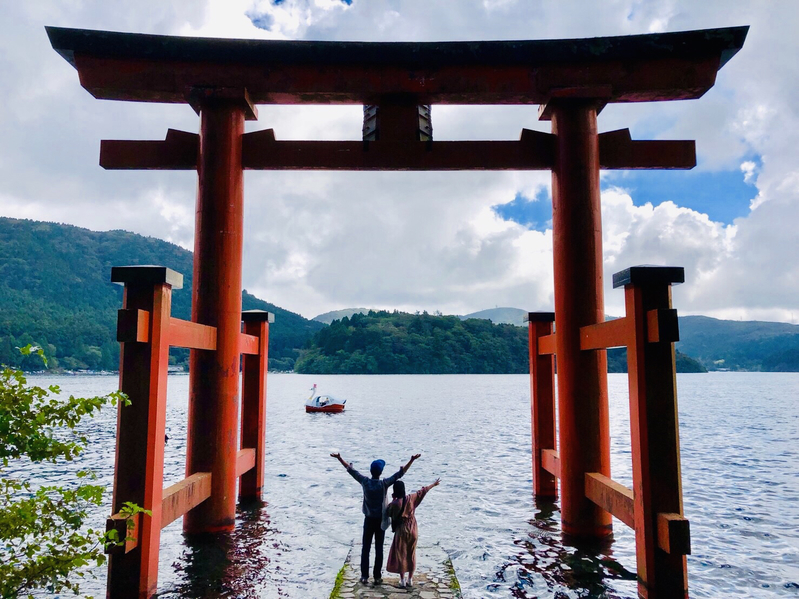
[385,477,441,589]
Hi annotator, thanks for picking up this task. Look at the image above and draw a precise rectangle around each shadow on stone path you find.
[331,545,462,599]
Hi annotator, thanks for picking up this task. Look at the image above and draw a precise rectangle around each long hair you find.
[392,480,406,499]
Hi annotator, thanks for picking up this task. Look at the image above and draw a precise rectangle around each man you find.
[331,452,420,585]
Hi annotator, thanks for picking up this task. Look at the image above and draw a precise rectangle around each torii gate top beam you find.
[46,26,747,106]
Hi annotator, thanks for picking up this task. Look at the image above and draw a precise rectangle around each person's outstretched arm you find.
[414,477,441,507]
[331,452,366,483]
[383,454,421,486]
[402,453,421,474]
[330,452,351,470]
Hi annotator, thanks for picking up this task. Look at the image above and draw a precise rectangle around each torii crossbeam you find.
[48,24,747,599]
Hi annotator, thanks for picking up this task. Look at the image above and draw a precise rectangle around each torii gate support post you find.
[548,100,612,539]
[527,312,557,499]
[619,267,689,597]
[185,94,250,533]
[239,310,273,500]
[108,266,181,598]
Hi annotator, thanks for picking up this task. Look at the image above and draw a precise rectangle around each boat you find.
[305,383,346,413]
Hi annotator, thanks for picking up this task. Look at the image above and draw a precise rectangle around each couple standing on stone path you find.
[331,452,440,589]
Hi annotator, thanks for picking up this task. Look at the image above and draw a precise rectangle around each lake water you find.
[14,373,799,598]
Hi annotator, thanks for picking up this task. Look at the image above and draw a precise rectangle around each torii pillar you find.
[185,90,258,533]
[544,96,611,538]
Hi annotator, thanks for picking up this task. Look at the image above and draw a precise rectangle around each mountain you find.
[296,310,529,374]
[676,315,799,371]
[313,308,374,324]
[460,307,528,326]
[457,309,799,371]
[0,217,324,371]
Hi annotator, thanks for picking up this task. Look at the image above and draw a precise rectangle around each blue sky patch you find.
[247,11,274,30]
[602,163,759,225]
[492,189,552,232]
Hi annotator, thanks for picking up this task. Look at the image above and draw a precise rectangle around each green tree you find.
[0,346,141,598]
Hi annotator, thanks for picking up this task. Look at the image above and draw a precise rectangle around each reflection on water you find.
[500,500,635,598]
[161,501,289,598]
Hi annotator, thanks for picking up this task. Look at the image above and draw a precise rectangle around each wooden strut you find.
[107,266,272,598]
[528,265,690,599]
[99,127,696,171]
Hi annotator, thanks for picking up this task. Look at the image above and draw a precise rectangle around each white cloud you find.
[2,0,799,322]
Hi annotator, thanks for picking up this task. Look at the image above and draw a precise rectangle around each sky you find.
[1,1,798,323]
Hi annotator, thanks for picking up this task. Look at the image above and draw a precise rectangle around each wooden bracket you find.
[101,129,199,170]
[646,308,680,343]
[186,87,258,121]
[538,85,613,121]
[599,128,696,170]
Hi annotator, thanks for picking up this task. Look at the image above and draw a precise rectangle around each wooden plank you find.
[580,317,629,350]
[117,309,150,343]
[241,139,556,171]
[168,317,216,350]
[101,129,198,170]
[239,332,259,356]
[657,512,691,555]
[537,333,557,356]
[584,472,635,529]
[236,448,256,477]
[646,308,680,343]
[105,511,141,555]
[541,449,561,478]
[160,472,212,529]
[599,129,696,170]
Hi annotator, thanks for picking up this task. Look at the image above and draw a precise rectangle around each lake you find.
[14,373,799,598]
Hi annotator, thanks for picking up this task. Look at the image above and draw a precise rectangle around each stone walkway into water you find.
[330,545,462,599]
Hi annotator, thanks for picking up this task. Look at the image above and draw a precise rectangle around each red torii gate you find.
[48,25,747,599]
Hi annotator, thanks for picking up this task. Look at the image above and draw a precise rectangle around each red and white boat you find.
[305,383,346,413]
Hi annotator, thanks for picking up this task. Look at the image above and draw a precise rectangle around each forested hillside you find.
[296,310,706,374]
[0,218,323,371]
[295,311,529,374]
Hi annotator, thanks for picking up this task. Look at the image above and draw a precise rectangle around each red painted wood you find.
[584,473,635,529]
[116,309,150,343]
[580,317,630,350]
[625,281,688,598]
[160,472,212,529]
[550,101,612,539]
[108,280,172,598]
[537,333,557,355]
[236,448,256,477]
[167,317,217,350]
[657,513,691,556]
[239,332,259,355]
[70,52,726,106]
[184,101,246,534]
[239,318,269,500]
[529,319,557,499]
[100,134,694,172]
[541,449,561,479]
[598,129,695,170]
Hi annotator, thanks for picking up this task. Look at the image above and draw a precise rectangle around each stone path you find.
[330,545,462,599]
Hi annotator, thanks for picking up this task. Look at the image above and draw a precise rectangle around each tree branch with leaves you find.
[0,345,142,598]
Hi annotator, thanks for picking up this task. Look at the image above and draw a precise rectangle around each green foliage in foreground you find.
[296,311,530,374]
[0,346,133,598]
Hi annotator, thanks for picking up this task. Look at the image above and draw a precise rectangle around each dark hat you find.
[370,459,386,476]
